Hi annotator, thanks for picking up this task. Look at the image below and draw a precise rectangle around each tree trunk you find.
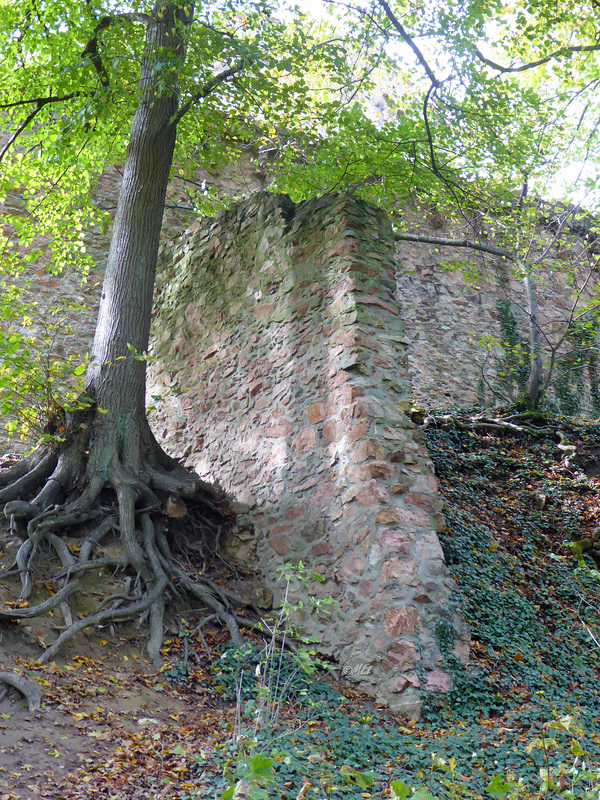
[523,274,543,409]
[88,2,183,430]
[0,2,249,666]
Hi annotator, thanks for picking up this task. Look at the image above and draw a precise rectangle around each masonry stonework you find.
[2,174,598,714]
[147,192,470,717]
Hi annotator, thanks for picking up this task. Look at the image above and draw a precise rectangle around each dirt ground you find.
[0,616,216,800]
[0,515,241,800]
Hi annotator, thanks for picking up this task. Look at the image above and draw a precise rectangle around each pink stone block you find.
[305,401,326,424]
[341,553,366,581]
[452,640,471,665]
[374,508,403,525]
[377,527,412,554]
[415,531,445,562]
[424,670,453,693]
[269,537,289,555]
[264,420,294,437]
[384,606,423,636]
[373,354,393,368]
[311,483,336,507]
[357,480,390,506]
[404,491,444,514]
[251,301,277,319]
[380,558,419,586]
[397,506,432,527]
[350,440,387,463]
[328,370,351,390]
[323,418,343,443]
[331,384,364,408]
[293,427,317,456]
[382,641,421,670]
[347,420,370,445]
[360,461,395,481]
[393,673,421,694]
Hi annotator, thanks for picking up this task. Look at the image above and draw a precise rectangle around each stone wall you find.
[2,163,598,455]
[2,162,598,713]
[148,192,470,717]
[396,208,600,413]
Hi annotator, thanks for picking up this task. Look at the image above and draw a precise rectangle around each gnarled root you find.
[0,412,255,667]
[0,671,43,711]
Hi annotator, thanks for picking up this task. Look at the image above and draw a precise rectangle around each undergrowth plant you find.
[390,709,600,799]
[0,291,88,444]
[219,561,340,800]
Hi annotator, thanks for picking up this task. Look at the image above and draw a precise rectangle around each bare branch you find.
[171,60,247,126]
[394,230,517,260]
[473,42,600,75]
[376,0,441,87]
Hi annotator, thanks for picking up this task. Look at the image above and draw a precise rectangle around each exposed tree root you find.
[0,410,259,677]
[418,410,554,438]
[0,671,43,712]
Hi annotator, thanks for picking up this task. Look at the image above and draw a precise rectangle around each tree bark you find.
[523,274,543,409]
[0,2,245,665]
[87,1,187,431]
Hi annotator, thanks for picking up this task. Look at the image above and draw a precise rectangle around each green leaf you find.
[412,789,439,800]
[247,754,274,784]
[390,780,411,800]
[487,775,513,800]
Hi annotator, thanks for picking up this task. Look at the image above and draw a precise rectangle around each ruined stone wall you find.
[2,164,598,713]
[148,193,470,717]
[2,162,597,457]
[396,208,600,413]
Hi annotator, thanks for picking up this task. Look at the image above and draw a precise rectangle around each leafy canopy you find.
[1,0,599,249]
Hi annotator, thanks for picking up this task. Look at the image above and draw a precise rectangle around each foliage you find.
[425,418,600,716]
[0,295,88,443]
[1,0,600,426]
[213,562,341,799]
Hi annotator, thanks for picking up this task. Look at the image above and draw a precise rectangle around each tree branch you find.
[423,84,442,178]
[80,16,113,88]
[473,42,600,75]
[0,94,76,111]
[394,230,517,260]
[171,60,247,126]
[376,0,441,87]
[80,11,152,88]
[0,94,77,165]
